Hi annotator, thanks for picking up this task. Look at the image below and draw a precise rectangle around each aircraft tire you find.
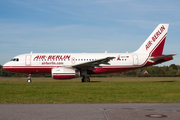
[27,79,31,83]
[83,77,90,82]
[81,77,85,82]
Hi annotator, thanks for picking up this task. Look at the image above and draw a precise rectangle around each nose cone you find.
[3,62,12,71]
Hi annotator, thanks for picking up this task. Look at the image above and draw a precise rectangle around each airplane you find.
[3,24,175,82]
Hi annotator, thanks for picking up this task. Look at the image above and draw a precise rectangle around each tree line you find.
[0,64,180,77]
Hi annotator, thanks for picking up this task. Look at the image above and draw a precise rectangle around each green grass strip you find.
[0,81,180,103]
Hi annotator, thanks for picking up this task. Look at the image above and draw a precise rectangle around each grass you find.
[0,77,180,103]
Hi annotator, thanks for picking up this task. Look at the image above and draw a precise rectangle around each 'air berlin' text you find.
[145,25,165,50]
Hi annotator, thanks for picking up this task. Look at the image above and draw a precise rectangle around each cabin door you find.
[26,55,31,66]
[133,54,138,65]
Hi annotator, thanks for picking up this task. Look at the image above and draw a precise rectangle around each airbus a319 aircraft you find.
[3,24,175,82]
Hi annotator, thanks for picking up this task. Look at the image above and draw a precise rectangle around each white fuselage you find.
[3,52,148,74]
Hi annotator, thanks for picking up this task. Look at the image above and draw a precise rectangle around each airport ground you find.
[0,103,180,120]
[0,77,180,119]
[0,77,180,103]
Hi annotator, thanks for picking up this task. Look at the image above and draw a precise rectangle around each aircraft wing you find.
[148,54,176,62]
[72,57,115,70]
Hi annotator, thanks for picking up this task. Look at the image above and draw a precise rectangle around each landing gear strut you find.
[27,74,32,83]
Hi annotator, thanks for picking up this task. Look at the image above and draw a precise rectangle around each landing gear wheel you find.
[82,77,85,82]
[82,77,90,82]
[27,79,31,83]
[27,74,32,83]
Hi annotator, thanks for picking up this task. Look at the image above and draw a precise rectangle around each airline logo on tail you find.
[145,25,166,50]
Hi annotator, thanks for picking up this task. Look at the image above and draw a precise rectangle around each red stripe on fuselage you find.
[3,66,54,74]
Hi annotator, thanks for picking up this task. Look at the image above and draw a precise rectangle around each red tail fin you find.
[150,34,166,57]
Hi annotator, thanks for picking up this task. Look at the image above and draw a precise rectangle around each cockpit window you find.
[10,58,19,61]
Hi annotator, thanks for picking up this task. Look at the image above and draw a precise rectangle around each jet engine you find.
[51,67,80,79]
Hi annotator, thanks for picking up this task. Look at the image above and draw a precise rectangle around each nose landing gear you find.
[27,74,32,83]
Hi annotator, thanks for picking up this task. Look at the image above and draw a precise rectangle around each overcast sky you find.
[0,0,180,66]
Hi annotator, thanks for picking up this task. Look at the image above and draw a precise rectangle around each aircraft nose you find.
[3,62,11,71]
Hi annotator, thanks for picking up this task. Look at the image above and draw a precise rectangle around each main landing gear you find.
[81,70,90,82]
[82,77,90,82]
[27,74,32,83]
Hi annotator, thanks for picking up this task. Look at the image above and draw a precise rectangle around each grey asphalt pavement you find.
[0,103,180,120]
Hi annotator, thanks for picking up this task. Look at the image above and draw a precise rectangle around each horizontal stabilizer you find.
[148,54,176,62]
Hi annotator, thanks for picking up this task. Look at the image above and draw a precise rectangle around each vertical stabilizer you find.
[134,24,169,57]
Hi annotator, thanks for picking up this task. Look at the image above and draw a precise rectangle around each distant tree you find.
[159,70,165,74]
[146,66,154,74]
[126,70,136,76]
[151,70,155,75]
[165,66,169,71]
[169,64,177,70]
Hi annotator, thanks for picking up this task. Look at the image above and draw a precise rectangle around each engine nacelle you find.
[51,67,80,79]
